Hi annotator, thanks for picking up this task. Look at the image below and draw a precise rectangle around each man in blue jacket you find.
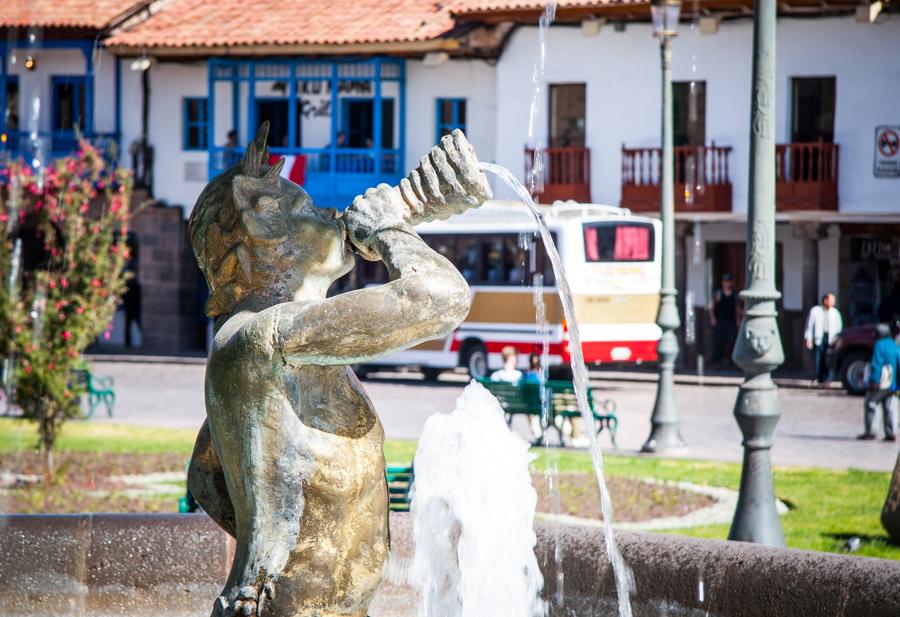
[860,323,900,441]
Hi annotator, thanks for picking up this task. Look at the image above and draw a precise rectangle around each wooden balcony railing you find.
[524,147,591,203]
[621,143,733,212]
[775,140,839,211]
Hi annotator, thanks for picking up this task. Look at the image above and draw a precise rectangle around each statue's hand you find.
[399,131,492,226]
[344,183,409,260]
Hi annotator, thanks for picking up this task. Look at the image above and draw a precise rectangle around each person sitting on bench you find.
[490,346,522,383]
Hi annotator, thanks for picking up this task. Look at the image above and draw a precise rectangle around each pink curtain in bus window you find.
[584,226,600,261]
[614,226,650,260]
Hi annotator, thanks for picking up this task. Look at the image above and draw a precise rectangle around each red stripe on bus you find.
[581,340,659,363]
[449,338,658,363]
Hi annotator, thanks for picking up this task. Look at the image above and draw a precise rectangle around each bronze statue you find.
[186,123,491,617]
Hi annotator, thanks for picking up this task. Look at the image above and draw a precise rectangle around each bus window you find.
[420,232,556,286]
[483,238,506,283]
[583,222,653,262]
[532,233,557,286]
[457,237,481,283]
[507,239,528,285]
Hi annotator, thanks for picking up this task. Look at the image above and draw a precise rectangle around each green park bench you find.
[386,464,415,512]
[477,377,617,447]
[71,367,116,418]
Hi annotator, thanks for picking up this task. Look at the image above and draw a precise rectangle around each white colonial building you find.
[2,0,899,364]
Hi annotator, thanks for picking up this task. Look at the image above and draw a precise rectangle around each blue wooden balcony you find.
[207,56,406,209]
[1,130,119,162]
[209,145,403,209]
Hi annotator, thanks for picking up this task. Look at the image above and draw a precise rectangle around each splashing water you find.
[410,381,546,617]
[481,162,635,617]
[532,271,564,608]
[526,1,557,197]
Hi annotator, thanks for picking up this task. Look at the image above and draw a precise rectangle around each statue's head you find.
[189,123,354,317]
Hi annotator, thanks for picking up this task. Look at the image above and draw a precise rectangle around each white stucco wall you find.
[405,59,497,177]
[7,47,117,136]
[119,60,211,209]
[494,17,900,212]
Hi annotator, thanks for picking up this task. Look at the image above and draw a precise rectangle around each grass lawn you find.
[2,418,896,560]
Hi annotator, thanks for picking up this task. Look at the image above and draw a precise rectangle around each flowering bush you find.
[0,142,132,478]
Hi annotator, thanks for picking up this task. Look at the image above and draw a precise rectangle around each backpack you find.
[864,362,894,390]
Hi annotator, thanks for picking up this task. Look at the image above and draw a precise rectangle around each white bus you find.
[343,201,662,379]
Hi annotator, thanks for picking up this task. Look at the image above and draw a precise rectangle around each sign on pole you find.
[874,125,900,178]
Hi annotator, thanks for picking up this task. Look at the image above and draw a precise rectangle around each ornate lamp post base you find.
[642,311,687,453]
[728,367,785,545]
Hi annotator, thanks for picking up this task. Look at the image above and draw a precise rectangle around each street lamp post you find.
[643,0,687,453]
[727,0,785,546]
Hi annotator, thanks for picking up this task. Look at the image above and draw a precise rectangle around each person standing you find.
[859,323,899,442]
[223,130,241,168]
[804,292,843,384]
[708,273,739,368]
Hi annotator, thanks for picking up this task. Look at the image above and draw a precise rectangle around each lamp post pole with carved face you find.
[642,0,687,453]
[727,0,786,546]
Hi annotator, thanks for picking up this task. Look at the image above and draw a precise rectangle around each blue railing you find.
[0,130,119,162]
[210,146,403,208]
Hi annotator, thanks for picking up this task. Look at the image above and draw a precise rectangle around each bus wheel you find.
[464,344,488,380]
[422,367,442,382]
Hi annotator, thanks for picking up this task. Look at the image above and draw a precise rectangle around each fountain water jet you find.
[410,382,546,617]
[481,162,635,617]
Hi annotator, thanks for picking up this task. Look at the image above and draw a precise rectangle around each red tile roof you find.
[452,0,636,13]
[105,0,463,50]
[0,0,144,30]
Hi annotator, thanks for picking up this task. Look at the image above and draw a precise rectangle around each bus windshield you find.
[583,222,654,263]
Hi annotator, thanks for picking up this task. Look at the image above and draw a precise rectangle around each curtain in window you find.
[614,225,650,261]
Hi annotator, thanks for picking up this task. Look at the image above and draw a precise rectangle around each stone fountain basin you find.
[1,512,898,617]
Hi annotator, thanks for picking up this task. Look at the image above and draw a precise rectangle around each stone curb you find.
[3,512,899,617]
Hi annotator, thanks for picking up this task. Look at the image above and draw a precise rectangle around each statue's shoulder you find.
[209,310,277,368]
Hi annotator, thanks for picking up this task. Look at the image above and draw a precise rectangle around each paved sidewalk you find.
[83,361,898,472]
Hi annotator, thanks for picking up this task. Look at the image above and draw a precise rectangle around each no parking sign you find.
[874,125,900,178]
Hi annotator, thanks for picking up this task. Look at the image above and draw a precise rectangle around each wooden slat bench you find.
[386,464,415,512]
[477,378,617,447]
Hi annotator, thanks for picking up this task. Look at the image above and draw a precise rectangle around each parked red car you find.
[829,321,900,394]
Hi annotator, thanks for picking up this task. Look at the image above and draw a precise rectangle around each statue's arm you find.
[264,226,470,365]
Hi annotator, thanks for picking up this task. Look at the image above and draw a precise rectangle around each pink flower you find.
[103,331,111,340]
[47,362,55,370]
[62,331,72,341]
[60,277,69,289]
